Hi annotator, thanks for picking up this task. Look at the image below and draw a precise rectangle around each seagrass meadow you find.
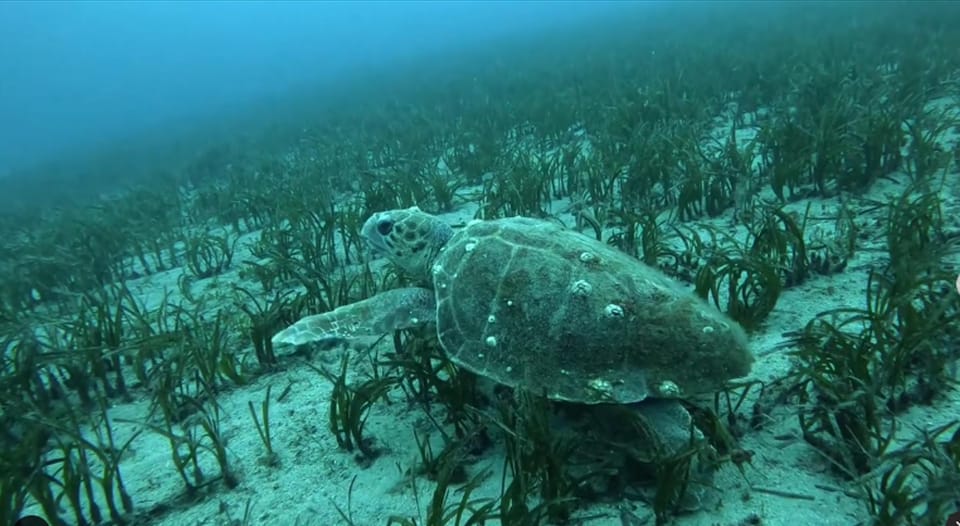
[2,2,960,525]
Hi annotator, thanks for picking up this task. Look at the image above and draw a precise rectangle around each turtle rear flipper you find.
[272,287,436,347]
[630,399,718,513]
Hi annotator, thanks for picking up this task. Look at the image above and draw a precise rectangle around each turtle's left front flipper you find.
[272,287,436,348]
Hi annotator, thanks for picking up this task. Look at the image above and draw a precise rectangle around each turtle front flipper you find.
[272,287,436,347]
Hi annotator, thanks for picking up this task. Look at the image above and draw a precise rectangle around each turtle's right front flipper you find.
[272,287,436,347]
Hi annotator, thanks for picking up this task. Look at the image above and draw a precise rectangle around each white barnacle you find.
[588,377,613,394]
[579,251,596,263]
[464,241,478,252]
[604,303,624,318]
[485,336,497,347]
[487,314,496,323]
[702,325,715,334]
[657,380,681,397]
[570,279,592,296]
[506,300,514,307]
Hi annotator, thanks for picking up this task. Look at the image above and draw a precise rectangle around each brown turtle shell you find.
[432,217,752,404]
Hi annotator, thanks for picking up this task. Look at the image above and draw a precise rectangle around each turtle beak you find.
[363,238,389,261]
[360,213,391,260]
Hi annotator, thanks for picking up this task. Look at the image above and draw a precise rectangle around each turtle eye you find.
[376,219,394,236]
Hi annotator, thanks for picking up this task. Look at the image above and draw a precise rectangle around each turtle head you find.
[361,206,453,279]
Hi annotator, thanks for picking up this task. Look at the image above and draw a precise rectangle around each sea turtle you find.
[274,206,753,491]
[274,206,754,507]
[273,206,752,405]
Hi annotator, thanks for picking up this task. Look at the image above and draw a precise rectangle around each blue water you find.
[0,1,627,174]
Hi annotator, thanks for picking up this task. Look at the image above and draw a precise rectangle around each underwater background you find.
[1,1,959,525]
